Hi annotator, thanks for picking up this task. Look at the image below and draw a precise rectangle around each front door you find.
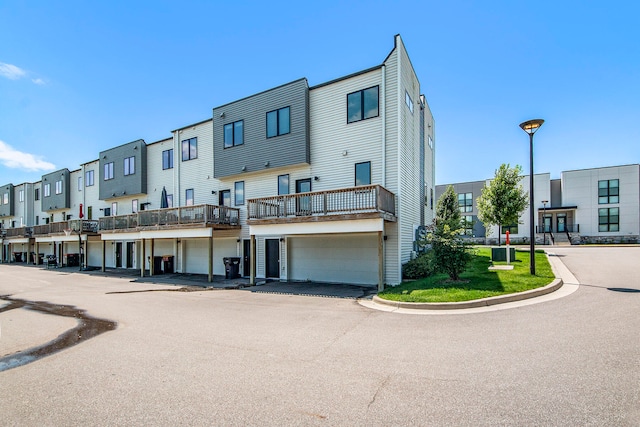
[557,215,566,233]
[295,178,312,215]
[126,242,134,268]
[243,239,251,277]
[543,215,552,233]
[115,242,122,268]
[265,239,279,278]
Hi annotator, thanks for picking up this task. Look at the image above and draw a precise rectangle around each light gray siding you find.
[99,139,147,200]
[213,78,310,178]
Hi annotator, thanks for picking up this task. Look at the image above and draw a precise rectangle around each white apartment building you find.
[436,164,640,245]
[0,34,435,289]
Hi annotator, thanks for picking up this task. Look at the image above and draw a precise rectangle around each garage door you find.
[288,234,378,285]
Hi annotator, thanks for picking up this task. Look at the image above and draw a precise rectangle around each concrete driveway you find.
[1,246,639,426]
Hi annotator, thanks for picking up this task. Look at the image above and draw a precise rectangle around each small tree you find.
[477,164,528,245]
[427,185,471,281]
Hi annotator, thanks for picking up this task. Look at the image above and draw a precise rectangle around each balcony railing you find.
[248,184,396,221]
[30,220,99,236]
[99,204,239,231]
[536,224,579,233]
[4,227,31,238]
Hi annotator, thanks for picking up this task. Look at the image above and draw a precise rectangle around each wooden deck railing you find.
[248,184,396,220]
[4,227,31,238]
[98,204,239,231]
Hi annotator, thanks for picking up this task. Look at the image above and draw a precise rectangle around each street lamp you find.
[541,200,549,245]
[519,118,544,275]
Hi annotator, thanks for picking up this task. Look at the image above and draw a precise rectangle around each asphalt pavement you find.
[0,246,639,426]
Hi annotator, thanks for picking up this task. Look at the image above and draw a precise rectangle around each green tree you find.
[427,185,471,281]
[476,164,529,245]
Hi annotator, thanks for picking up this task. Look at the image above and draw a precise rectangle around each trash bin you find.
[66,253,80,267]
[153,256,164,274]
[13,252,22,263]
[162,256,174,274]
[223,257,241,279]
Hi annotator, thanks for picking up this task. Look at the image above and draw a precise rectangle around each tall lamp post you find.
[519,119,544,275]
[541,200,549,245]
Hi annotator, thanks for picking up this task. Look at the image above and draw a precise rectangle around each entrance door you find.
[126,242,134,268]
[265,239,280,278]
[115,242,122,268]
[295,178,312,215]
[557,215,566,233]
[543,215,552,233]
[243,239,251,277]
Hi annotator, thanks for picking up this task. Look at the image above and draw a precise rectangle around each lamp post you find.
[519,118,544,275]
[541,200,549,245]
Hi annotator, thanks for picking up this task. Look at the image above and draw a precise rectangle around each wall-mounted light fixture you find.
[111,193,116,197]
[264,161,270,167]
[219,112,225,118]
[342,150,348,156]
[236,239,241,243]
[314,176,319,181]
[241,166,246,171]
[211,190,217,195]
[134,146,138,150]
[279,237,285,242]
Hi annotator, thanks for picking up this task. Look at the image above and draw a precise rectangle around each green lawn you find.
[378,247,556,303]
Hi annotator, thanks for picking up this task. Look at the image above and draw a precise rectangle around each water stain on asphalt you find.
[0,296,117,372]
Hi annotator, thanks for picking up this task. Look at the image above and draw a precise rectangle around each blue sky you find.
[1,1,638,187]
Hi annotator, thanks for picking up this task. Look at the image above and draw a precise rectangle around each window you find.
[55,180,62,195]
[2,193,7,204]
[347,86,379,123]
[166,194,173,208]
[181,137,197,161]
[35,216,39,225]
[185,189,194,206]
[598,179,619,204]
[234,181,244,206]
[44,183,51,197]
[124,156,135,176]
[224,121,244,148]
[111,202,117,216]
[162,149,174,170]
[405,90,414,113]
[428,135,433,149]
[355,161,371,186]
[463,215,473,236]
[34,188,40,201]
[278,174,289,195]
[85,170,94,187]
[458,193,473,213]
[19,190,24,202]
[502,224,518,234]
[266,107,290,138]
[87,206,92,220]
[103,207,111,217]
[599,207,619,232]
[430,188,434,209]
[104,162,114,180]
[219,190,231,207]
[132,199,138,213]
[78,176,82,191]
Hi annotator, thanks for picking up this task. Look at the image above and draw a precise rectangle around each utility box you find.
[491,247,516,262]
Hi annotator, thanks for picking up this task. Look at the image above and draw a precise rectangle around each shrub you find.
[402,251,436,279]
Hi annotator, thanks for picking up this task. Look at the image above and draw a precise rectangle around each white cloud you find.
[0,140,55,172]
[31,78,45,85]
[0,62,26,80]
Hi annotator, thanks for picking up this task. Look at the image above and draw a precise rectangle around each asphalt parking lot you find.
[1,246,639,426]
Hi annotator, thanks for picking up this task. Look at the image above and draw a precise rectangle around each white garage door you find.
[183,238,238,276]
[288,234,378,285]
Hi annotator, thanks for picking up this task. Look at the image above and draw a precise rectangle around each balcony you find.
[248,184,396,224]
[31,220,99,236]
[99,204,240,232]
[4,227,32,238]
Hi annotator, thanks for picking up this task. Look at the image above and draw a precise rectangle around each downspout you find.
[381,64,386,188]
[396,37,403,285]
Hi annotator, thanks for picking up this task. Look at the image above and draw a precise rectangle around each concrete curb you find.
[372,278,564,310]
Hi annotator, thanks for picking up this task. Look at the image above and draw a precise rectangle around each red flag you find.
[79,203,84,219]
